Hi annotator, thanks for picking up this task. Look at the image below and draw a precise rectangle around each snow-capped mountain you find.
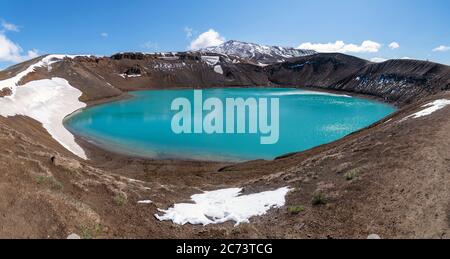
[201,40,316,65]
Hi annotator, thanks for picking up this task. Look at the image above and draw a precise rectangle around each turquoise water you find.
[65,88,395,162]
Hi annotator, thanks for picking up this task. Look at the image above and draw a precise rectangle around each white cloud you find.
[184,26,194,38]
[388,42,400,50]
[1,20,20,32]
[0,34,38,63]
[189,29,225,50]
[298,40,382,53]
[370,57,388,63]
[100,32,108,38]
[27,49,39,59]
[0,34,24,62]
[0,19,37,64]
[432,45,450,52]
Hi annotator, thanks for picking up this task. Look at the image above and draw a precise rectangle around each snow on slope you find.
[155,187,291,226]
[213,65,224,75]
[0,55,88,159]
[406,99,450,119]
[200,55,220,66]
[200,56,224,75]
[201,40,316,64]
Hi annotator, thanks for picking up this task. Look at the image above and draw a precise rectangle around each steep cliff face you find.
[265,53,369,88]
[336,59,450,105]
[265,54,450,106]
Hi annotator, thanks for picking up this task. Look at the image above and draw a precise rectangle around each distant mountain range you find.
[200,40,316,65]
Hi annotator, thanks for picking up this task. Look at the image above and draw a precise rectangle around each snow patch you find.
[0,54,92,97]
[119,73,142,78]
[138,200,153,204]
[151,63,187,71]
[213,65,223,75]
[405,99,450,119]
[0,78,87,159]
[0,55,88,159]
[155,187,291,226]
[201,56,220,66]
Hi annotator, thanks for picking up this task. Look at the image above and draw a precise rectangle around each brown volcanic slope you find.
[0,52,449,239]
[267,54,450,106]
[51,52,268,103]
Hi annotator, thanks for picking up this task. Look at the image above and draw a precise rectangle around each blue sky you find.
[0,0,449,69]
